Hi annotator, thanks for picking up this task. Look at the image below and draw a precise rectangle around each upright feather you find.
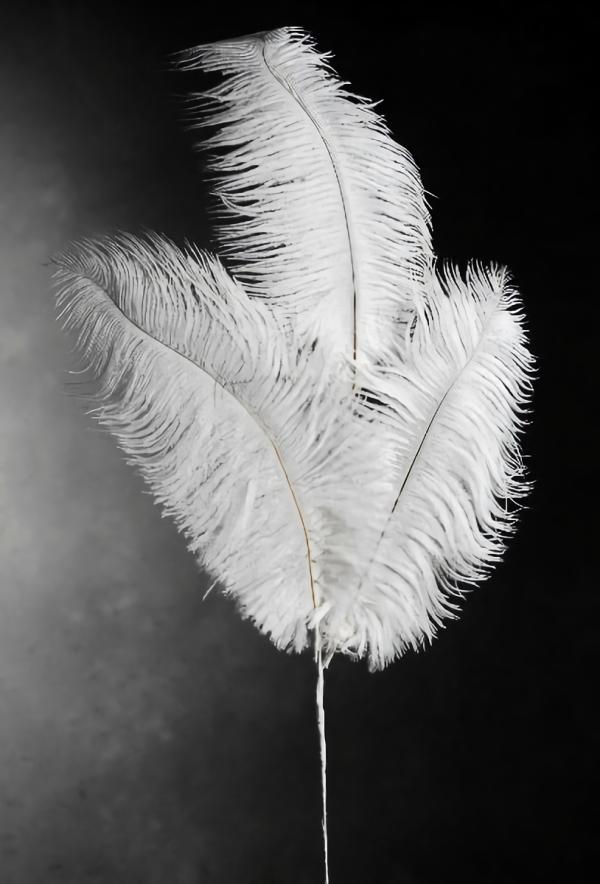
[176,27,433,365]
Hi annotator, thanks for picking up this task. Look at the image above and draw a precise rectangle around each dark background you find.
[0,3,595,883]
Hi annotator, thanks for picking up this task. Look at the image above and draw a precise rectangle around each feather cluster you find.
[53,27,533,670]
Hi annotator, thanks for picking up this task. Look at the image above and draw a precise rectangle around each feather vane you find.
[54,233,388,655]
[346,263,534,668]
[177,27,433,364]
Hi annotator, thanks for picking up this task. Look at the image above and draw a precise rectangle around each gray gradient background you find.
[0,5,594,884]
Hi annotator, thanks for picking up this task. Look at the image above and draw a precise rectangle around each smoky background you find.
[0,4,594,883]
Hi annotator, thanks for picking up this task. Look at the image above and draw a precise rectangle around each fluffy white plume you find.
[344,263,534,669]
[176,27,433,364]
[53,28,533,672]
[53,233,387,657]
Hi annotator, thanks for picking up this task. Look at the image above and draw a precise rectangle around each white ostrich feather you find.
[53,26,533,673]
[176,27,433,364]
[350,262,533,669]
[54,233,389,658]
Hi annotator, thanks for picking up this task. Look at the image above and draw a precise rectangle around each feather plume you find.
[53,27,533,673]
[347,262,534,669]
[176,27,433,364]
[53,233,387,656]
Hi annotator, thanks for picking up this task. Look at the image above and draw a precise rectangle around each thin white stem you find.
[315,628,329,884]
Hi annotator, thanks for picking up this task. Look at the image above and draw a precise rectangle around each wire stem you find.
[315,628,329,884]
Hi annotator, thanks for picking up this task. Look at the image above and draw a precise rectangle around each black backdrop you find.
[1,4,595,883]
